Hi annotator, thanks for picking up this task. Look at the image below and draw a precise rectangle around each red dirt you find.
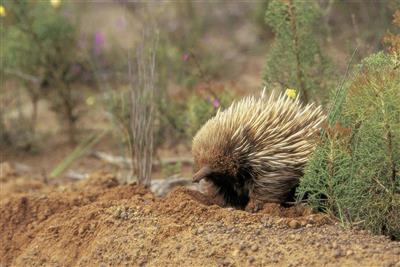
[1,169,399,267]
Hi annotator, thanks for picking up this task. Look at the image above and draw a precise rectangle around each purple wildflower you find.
[212,98,220,108]
[182,53,190,62]
[94,32,104,55]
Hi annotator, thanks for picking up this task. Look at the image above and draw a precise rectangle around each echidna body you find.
[192,91,325,208]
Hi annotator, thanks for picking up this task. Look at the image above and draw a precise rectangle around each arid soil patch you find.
[1,170,399,267]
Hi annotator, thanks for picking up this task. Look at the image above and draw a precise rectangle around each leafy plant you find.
[297,52,400,240]
[263,0,335,102]
[161,162,182,177]
[1,1,87,144]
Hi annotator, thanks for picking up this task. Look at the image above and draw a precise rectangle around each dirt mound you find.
[1,171,399,266]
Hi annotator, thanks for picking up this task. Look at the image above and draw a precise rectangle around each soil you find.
[1,167,399,267]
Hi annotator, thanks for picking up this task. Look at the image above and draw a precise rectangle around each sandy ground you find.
[1,167,399,267]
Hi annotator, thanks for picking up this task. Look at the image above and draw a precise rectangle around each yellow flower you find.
[50,0,61,8]
[285,88,297,99]
[86,96,95,106]
[0,5,6,17]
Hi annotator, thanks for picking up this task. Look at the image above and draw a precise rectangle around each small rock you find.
[221,258,231,266]
[232,249,240,257]
[251,244,259,252]
[78,225,88,235]
[333,249,343,258]
[197,227,204,234]
[332,241,338,249]
[248,256,255,264]
[114,208,122,219]
[239,242,246,250]
[120,211,130,220]
[346,250,354,256]
[288,220,301,229]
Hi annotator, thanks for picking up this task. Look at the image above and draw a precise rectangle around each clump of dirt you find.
[260,202,312,217]
[1,170,399,267]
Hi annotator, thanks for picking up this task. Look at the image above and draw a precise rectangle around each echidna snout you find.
[193,165,251,208]
[192,166,213,183]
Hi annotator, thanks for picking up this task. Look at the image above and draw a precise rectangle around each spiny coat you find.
[192,91,325,208]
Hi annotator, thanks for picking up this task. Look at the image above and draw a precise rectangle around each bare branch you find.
[128,26,159,187]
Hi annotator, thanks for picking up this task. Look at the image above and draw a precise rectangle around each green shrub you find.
[263,0,335,102]
[1,1,86,144]
[297,52,400,240]
[161,162,182,177]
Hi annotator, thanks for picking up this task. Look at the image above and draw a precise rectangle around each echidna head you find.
[192,162,252,208]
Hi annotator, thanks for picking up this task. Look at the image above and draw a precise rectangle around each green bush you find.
[297,52,400,240]
[263,0,335,102]
[161,161,182,177]
[1,1,86,144]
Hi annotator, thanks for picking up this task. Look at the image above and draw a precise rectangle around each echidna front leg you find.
[244,181,271,212]
[245,183,263,212]
[245,198,264,213]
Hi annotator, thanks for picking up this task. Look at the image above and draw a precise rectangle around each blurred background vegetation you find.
[1,0,397,150]
[0,0,399,238]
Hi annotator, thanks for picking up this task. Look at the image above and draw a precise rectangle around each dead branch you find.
[3,68,41,84]
[128,27,159,187]
[89,150,193,168]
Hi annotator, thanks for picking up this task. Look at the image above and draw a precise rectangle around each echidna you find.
[192,90,325,208]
